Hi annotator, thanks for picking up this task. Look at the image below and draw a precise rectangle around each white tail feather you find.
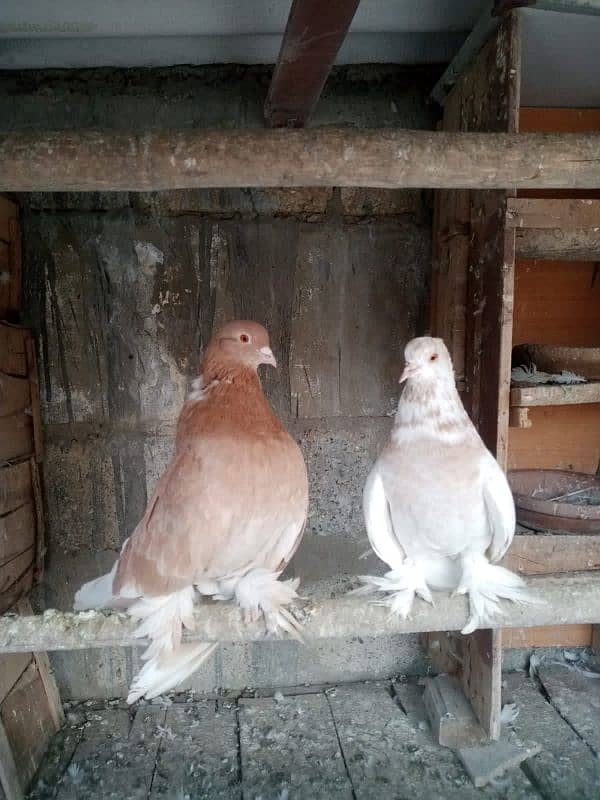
[74,563,117,610]
[125,586,216,703]
[456,554,541,635]
[127,641,217,703]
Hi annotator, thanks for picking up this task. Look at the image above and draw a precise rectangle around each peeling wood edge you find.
[0,572,599,653]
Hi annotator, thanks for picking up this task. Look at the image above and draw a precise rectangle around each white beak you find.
[259,346,277,367]
[399,363,418,383]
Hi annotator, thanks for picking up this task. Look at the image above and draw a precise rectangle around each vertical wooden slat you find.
[429,11,521,740]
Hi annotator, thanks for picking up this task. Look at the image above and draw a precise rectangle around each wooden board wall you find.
[0,197,61,800]
[508,108,600,650]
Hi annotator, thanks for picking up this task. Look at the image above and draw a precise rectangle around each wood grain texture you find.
[502,534,600,576]
[511,383,600,407]
[1,129,600,191]
[508,403,600,474]
[516,228,600,261]
[0,325,27,378]
[504,625,592,649]
[507,198,600,229]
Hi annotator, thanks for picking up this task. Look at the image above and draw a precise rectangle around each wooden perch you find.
[515,228,600,261]
[0,130,599,191]
[0,572,598,654]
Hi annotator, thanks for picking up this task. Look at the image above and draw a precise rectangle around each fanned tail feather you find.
[456,554,542,635]
[126,586,217,703]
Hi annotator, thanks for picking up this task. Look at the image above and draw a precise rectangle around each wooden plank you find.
[0,654,31,706]
[0,326,27,378]
[149,701,240,799]
[30,459,44,585]
[265,0,360,128]
[516,228,600,260]
[0,374,29,419]
[509,404,600,474]
[238,693,352,798]
[0,717,23,800]
[537,664,600,756]
[503,534,600,576]
[328,683,536,798]
[7,219,21,317]
[0,462,31,517]
[514,259,600,348]
[504,625,592,649]
[2,572,599,653]
[25,338,43,464]
[0,198,17,244]
[509,407,531,429]
[0,413,33,462]
[0,662,57,790]
[510,383,600,407]
[0,502,36,562]
[392,680,539,797]
[55,706,165,800]
[503,672,600,798]
[519,107,600,133]
[1,130,600,192]
[507,198,600,229]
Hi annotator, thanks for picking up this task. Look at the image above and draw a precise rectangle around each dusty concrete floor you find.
[27,661,600,800]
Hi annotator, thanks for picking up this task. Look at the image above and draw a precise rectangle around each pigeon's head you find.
[209,320,277,370]
[400,336,453,385]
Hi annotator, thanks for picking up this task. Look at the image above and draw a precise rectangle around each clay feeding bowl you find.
[508,469,600,534]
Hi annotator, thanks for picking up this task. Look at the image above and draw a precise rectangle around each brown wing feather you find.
[114,370,308,597]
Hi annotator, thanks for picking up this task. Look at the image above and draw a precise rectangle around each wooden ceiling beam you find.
[265,0,361,128]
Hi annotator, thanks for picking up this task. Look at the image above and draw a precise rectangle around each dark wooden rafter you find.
[265,0,361,127]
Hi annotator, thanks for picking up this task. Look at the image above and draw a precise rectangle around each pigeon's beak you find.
[399,362,418,383]
[258,346,277,368]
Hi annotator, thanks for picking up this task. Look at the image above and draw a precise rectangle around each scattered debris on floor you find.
[27,673,600,799]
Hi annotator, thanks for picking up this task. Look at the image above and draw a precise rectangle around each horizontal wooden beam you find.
[511,382,600,407]
[0,572,599,653]
[1,130,600,192]
[506,198,600,228]
[503,534,600,575]
[265,0,360,128]
[516,228,600,260]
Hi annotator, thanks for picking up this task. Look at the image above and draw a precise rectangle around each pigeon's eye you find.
[430,353,438,362]
[240,334,250,343]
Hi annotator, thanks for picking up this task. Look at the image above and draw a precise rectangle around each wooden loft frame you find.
[0,129,599,192]
[0,571,598,654]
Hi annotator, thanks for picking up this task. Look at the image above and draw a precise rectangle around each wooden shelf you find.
[511,382,600,408]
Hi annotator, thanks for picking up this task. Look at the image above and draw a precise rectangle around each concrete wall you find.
[5,65,438,697]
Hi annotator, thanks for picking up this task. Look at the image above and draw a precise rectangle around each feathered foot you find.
[126,586,217,703]
[455,552,542,635]
[352,560,434,619]
[234,568,304,641]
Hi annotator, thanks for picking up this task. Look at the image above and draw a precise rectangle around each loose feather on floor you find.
[75,320,309,701]
[357,336,539,634]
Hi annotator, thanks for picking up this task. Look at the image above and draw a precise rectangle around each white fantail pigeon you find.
[358,336,536,634]
[74,321,309,702]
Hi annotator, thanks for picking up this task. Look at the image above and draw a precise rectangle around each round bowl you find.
[507,469,600,534]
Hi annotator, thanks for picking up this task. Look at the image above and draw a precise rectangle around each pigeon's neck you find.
[393,377,473,444]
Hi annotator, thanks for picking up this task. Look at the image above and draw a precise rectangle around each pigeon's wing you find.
[480,452,516,563]
[363,465,406,569]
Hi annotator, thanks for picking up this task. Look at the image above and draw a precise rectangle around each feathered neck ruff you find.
[393,375,474,442]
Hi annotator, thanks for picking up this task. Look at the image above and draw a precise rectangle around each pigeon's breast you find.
[378,438,492,559]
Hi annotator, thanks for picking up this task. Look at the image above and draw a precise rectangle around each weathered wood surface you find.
[0,572,599,654]
[0,717,22,800]
[503,534,600,576]
[510,382,600,407]
[1,130,600,191]
[537,663,600,756]
[515,228,600,260]
[239,693,352,798]
[329,682,538,798]
[504,671,600,798]
[0,197,20,320]
[265,0,360,127]
[507,198,600,229]
[150,701,240,799]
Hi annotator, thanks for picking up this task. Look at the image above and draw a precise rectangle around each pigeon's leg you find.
[354,559,433,619]
[455,551,538,635]
[234,568,303,640]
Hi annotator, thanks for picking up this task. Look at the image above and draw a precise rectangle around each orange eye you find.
[240,334,250,343]
[430,353,438,362]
